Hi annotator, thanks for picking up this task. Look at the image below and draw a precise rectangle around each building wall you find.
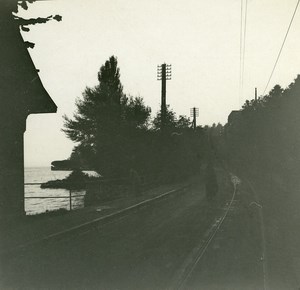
[0,3,57,220]
[0,116,26,219]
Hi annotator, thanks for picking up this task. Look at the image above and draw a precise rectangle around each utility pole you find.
[255,87,257,101]
[190,107,199,130]
[157,63,171,131]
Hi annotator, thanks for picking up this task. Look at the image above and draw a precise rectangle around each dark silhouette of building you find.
[227,110,241,126]
[0,3,57,219]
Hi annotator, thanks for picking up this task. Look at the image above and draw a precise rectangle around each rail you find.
[172,173,241,290]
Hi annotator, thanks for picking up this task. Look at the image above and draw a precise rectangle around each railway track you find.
[0,184,190,257]
[170,174,241,290]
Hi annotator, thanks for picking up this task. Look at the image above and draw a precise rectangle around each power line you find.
[263,0,300,95]
[239,0,244,105]
[241,0,248,102]
[239,0,248,107]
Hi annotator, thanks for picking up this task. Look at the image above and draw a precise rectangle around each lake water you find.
[24,167,98,215]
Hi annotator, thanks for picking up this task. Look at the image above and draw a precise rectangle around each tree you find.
[63,56,124,145]
[152,106,191,132]
[2,0,62,49]
[176,115,191,129]
[223,75,300,186]
[63,56,151,177]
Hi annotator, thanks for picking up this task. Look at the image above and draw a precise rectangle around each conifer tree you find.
[63,56,151,177]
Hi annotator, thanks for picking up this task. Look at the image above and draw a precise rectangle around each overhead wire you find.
[263,0,300,95]
[239,0,248,107]
[241,0,248,103]
[239,0,244,106]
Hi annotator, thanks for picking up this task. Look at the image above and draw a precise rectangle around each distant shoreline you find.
[25,167,96,172]
[25,166,51,169]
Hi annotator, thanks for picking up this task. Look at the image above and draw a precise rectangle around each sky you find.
[19,0,300,167]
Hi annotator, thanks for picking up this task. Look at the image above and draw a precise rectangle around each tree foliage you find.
[62,56,212,181]
[5,0,62,48]
[152,106,191,131]
[222,75,300,187]
[63,56,151,177]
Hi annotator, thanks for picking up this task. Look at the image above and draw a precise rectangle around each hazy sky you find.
[20,0,300,167]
